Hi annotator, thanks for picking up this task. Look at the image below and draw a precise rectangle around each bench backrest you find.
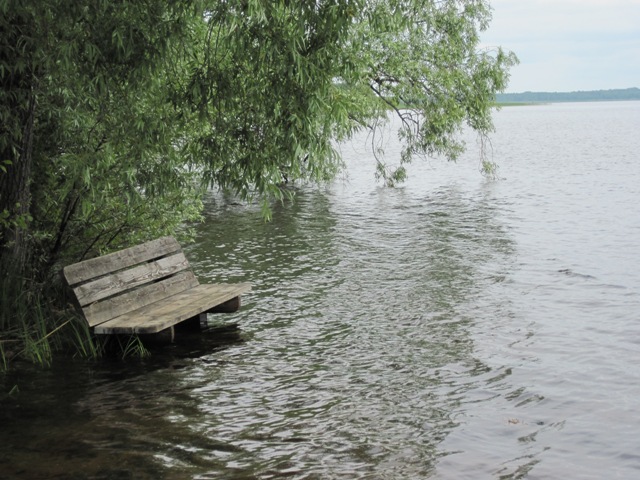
[63,236,200,328]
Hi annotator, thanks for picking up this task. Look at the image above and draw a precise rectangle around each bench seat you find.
[93,283,251,334]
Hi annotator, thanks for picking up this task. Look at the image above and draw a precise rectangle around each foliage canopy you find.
[1,0,516,280]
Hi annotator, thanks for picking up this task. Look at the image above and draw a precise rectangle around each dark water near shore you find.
[2,101,640,479]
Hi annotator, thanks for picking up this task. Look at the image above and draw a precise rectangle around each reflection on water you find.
[183,180,519,478]
[0,326,245,479]
[2,101,640,479]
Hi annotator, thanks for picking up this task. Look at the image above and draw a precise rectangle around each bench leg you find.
[175,313,207,333]
[209,296,241,313]
[139,325,175,345]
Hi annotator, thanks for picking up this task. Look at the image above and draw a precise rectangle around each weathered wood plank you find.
[83,270,199,327]
[73,252,190,307]
[94,283,251,334]
[63,236,181,286]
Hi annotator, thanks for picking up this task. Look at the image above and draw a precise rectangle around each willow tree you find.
[187,0,517,198]
[1,0,516,283]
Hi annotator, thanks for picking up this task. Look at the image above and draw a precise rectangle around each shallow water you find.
[2,101,640,479]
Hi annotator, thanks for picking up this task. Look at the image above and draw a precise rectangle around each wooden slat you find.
[83,270,199,327]
[63,236,181,286]
[94,283,252,334]
[73,252,190,307]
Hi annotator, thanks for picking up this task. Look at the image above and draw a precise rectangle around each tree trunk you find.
[0,89,36,276]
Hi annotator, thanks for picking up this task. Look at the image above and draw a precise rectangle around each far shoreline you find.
[496,87,640,104]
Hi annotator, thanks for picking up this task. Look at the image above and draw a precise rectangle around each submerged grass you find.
[67,315,102,359]
[1,270,175,373]
[0,273,104,372]
[118,335,151,360]
[0,276,155,373]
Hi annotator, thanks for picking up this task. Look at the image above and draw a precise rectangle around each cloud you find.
[481,0,640,91]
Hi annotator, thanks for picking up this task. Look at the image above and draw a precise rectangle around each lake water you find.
[2,101,640,479]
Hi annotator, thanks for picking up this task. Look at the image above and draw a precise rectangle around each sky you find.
[480,0,640,93]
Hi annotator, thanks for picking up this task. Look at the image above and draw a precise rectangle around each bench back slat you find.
[72,251,191,306]
[63,236,182,286]
[63,236,202,328]
[82,270,200,327]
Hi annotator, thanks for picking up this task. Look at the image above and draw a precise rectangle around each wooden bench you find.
[63,236,251,338]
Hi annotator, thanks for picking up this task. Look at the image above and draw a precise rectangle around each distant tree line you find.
[496,87,640,103]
